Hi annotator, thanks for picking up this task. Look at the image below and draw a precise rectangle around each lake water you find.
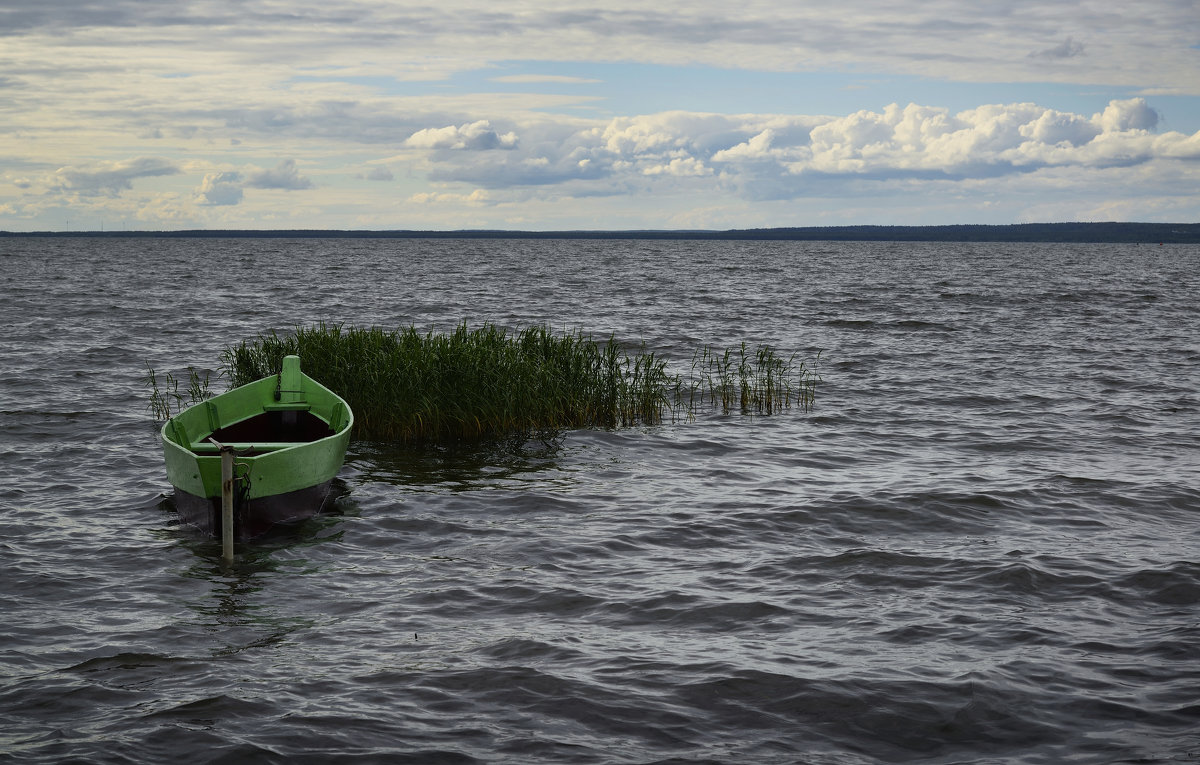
[1,236,1198,764]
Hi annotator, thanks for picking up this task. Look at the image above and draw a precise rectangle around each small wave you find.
[674,668,1062,760]
[824,318,876,328]
[955,559,1109,604]
[823,318,955,332]
[806,489,1008,535]
[602,592,795,632]
[65,652,201,674]
[1111,561,1200,607]
[141,694,278,723]
[471,637,590,664]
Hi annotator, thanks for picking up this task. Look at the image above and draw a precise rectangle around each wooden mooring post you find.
[217,441,236,564]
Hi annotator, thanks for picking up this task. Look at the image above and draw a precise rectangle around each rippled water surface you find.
[1,237,1198,764]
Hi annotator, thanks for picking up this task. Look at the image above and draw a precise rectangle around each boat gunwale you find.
[161,371,353,455]
[160,361,353,504]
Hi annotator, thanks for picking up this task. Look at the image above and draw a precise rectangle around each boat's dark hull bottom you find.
[172,481,333,540]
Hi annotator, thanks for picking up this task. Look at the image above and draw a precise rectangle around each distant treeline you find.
[4,222,1199,243]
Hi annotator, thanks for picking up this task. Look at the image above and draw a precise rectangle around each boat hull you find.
[161,356,354,540]
[173,480,334,540]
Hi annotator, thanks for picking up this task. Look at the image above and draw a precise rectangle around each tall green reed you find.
[216,322,818,442]
[143,364,213,421]
[681,343,818,416]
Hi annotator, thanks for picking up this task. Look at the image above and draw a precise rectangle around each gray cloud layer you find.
[3,0,1197,92]
[52,158,180,196]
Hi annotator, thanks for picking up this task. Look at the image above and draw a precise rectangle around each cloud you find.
[196,171,243,205]
[712,129,779,162]
[408,189,491,205]
[364,165,394,181]
[51,157,180,196]
[490,75,602,84]
[1096,98,1159,132]
[642,157,712,176]
[391,99,1199,201]
[3,0,1197,231]
[711,99,1189,182]
[1019,109,1099,146]
[1030,36,1085,60]
[244,158,314,190]
[404,120,519,150]
[197,159,318,204]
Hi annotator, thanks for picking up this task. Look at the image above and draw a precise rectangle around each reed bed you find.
[215,322,817,442]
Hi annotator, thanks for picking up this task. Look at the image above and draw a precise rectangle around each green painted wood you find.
[330,401,347,432]
[278,354,304,405]
[161,356,354,504]
[204,400,220,432]
[262,402,312,412]
[170,419,190,448]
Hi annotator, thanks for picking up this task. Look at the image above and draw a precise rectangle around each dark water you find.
[1,237,1198,764]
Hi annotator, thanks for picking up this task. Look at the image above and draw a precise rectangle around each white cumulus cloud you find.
[405,120,518,150]
[388,98,1199,205]
[699,98,1190,184]
[1096,98,1160,133]
[1019,110,1099,146]
[642,157,712,176]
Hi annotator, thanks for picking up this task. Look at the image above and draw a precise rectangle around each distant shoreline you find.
[3,222,1198,243]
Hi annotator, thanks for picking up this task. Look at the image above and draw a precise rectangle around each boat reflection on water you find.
[158,477,357,563]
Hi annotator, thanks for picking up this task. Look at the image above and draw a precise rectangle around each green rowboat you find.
[161,355,353,539]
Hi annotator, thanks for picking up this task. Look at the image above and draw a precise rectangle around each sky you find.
[2,0,1199,231]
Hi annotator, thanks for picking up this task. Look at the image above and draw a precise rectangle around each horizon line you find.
[3,221,1198,243]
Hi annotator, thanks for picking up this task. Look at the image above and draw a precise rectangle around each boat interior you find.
[190,410,336,456]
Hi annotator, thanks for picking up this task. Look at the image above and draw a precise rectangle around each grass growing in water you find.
[203,322,816,442]
[144,364,213,420]
[684,343,817,416]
